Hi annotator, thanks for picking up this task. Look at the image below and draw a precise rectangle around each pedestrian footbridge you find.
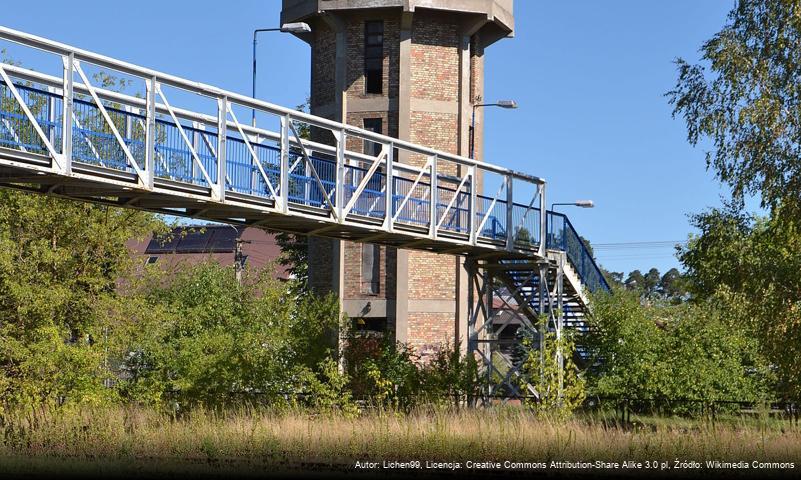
[0,26,608,401]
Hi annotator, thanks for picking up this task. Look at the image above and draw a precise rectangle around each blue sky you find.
[0,1,737,275]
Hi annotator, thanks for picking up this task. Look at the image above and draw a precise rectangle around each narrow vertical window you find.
[363,118,383,157]
[361,243,380,295]
[364,21,384,94]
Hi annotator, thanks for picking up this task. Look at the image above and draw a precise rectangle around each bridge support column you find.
[466,254,567,407]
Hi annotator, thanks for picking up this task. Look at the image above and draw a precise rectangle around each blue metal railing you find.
[0,83,62,155]
[0,79,608,293]
[546,211,610,293]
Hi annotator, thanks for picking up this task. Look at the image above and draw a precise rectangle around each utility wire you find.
[593,240,688,250]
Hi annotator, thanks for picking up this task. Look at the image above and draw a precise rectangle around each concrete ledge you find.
[282,0,514,38]
[410,98,459,115]
[408,298,457,313]
[344,298,392,317]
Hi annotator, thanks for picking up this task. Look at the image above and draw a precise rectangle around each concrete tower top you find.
[282,0,514,42]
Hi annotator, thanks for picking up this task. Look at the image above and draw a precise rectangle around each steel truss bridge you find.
[0,26,609,403]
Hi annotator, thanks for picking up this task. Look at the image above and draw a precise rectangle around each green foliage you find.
[346,338,481,409]
[0,326,116,410]
[0,190,161,409]
[521,320,585,419]
[621,267,690,302]
[624,270,646,292]
[274,231,308,292]
[679,204,801,398]
[104,262,340,408]
[418,342,480,407]
[660,268,690,300]
[585,290,771,414]
[351,339,421,409]
[667,0,801,215]
[298,358,359,416]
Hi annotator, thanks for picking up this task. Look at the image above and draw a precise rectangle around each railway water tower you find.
[280,0,514,357]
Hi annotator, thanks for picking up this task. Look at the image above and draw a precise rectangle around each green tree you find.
[580,235,595,259]
[0,190,162,407]
[624,270,645,291]
[602,270,624,288]
[679,204,801,398]
[659,267,689,301]
[586,290,771,413]
[275,231,308,291]
[668,0,801,216]
[643,268,661,296]
[522,320,585,419]
[104,261,340,408]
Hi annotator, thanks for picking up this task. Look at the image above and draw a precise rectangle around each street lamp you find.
[469,99,518,159]
[222,223,251,285]
[551,200,595,211]
[252,22,312,125]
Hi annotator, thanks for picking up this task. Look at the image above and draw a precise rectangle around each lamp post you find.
[548,200,594,258]
[223,223,251,285]
[546,199,593,406]
[252,22,311,126]
[469,99,517,159]
[551,200,595,212]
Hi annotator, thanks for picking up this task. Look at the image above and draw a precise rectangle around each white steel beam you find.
[0,64,64,170]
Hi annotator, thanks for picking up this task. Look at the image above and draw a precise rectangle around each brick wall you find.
[470,34,486,161]
[407,312,458,358]
[311,21,337,111]
[410,16,459,102]
[345,14,400,100]
[343,242,397,300]
[404,11,465,360]
[308,236,334,294]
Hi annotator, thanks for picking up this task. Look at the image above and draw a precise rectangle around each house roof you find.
[145,226,244,254]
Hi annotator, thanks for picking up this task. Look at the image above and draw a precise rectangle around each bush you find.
[0,190,160,410]
[418,342,480,407]
[347,337,482,409]
[520,318,585,419]
[103,262,341,409]
[584,290,772,415]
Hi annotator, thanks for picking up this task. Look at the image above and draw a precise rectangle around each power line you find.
[593,240,688,251]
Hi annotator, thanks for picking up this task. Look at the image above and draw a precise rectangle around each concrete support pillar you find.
[392,11,414,344]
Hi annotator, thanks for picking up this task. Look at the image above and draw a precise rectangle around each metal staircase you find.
[0,25,609,403]
[465,213,610,402]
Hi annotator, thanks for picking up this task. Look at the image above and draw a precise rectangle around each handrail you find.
[547,211,611,292]
[0,25,542,185]
[0,78,608,292]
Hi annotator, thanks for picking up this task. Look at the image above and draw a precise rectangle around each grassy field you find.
[0,405,799,478]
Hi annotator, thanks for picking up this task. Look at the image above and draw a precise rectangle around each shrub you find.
[520,318,586,419]
[584,290,772,415]
[104,262,341,409]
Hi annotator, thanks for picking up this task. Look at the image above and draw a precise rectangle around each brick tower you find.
[280,0,514,358]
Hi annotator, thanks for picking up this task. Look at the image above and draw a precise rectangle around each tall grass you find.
[0,405,799,476]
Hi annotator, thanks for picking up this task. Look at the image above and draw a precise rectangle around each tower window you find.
[363,118,383,157]
[361,243,380,294]
[364,21,384,94]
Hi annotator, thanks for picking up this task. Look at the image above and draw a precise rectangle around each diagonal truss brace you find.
[342,145,387,218]
[0,63,65,171]
[288,121,339,220]
[71,61,147,185]
[467,257,570,404]
[155,85,216,197]
[225,102,280,207]
[392,157,433,224]
[435,170,472,232]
